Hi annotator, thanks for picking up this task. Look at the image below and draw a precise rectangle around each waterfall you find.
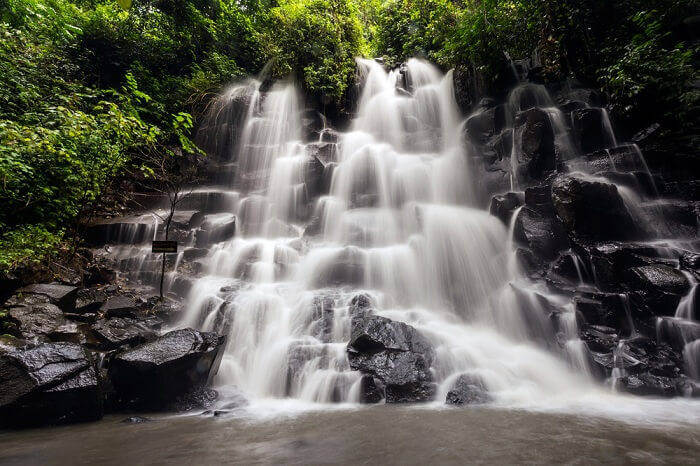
[169,58,608,407]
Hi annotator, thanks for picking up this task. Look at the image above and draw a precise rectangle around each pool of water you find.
[2,403,698,465]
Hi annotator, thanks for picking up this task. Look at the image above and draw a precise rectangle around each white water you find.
[143,59,700,422]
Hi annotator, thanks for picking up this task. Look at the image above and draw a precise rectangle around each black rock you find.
[679,251,700,274]
[18,283,78,312]
[445,374,490,405]
[358,375,384,403]
[552,174,640,241]
[625,265,690,316]
[109,328,225,410]
[5,303,66,341]
[489,192,524,225]
[75,287,108,313]
[571,107,615,153]
[121,416,152,423]
[100,295,140,319]
[0,342,103,427]
[90,317,156,350]
[347,315,435,403]
[513,207,569,261]
[617,373,677,397]
[513,108,557,183]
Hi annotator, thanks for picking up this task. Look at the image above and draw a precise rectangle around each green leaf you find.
[116,0,133,11]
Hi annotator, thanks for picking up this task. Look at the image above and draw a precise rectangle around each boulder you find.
[574,292,633,334]
[5,303,66,341]
[489,192,524,225]
[0,342,103,427]
[513,108,556,183]
[552,174,640,241]
[100,295,140,318]
[513,207,569,261]
[463,105,507,145]
[90,317,156,350]
[109,328,225,410]
[445,374,490,405]
[617,373,677,397]
[18,283,78,311]
[347,315,435,403]
[571,107,615,153]
[75,287,108,313]
[626,265,690,316]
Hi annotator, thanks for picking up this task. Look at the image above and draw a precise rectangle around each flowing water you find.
[84,58,700,434]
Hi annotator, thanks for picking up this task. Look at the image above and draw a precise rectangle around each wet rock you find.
[549,252,586,285]
[626,265,690,316]
[75,287,108,313]
[304,154,327,199]
[286,343,327,394]
[358,375,384,403]
[0,342,103,427]
[489,192,524,225]
[5,303,65,341]
[617,373,677,397]
[100,295,139,318]
[571,108,615,153]
[463,105,507,145]
[574,242,661,292]
[121,416,152,423]
[514,247,546,278]
[552,174,640,241]
[109,328,225,410]
[84,261,117,286]
[679,251,700,274]
[445,374,490,405]
[657,317,700,352]
[312,247,365,287]
[347,315,435,403]
[183,247,209,261]
[513,207,569,261]
[349,293,374,316]
[579,324,619,353]
[574,292,632,334]
[195,218,236,247]
[513,108,557,183]
[18,283,78,311]
[90,317,156,350]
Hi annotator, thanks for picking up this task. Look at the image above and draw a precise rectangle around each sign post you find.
[152,240,178,254]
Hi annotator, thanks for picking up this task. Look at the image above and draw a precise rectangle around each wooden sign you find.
[152,240,178,253]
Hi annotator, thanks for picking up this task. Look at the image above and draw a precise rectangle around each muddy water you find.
[1,405,698,465]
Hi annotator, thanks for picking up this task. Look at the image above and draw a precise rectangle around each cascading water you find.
[174,58,604,408]
[98,57,700,421]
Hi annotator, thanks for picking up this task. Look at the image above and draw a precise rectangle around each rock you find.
[347,315,435,403]
[552,174,640,241]
[463,105,507,145]
[90,317,156,350]
[574,292,633,334]
[489,192,524,225]
[312,246,366,287]
[513,108,556,183]
[679,251,700,274]
[75,287,108,313]
[18,283,78,311]
[656,317,700,352]
[0,342,103,427]
[515,247,546,278]
[109,328,225,410]
[304,154,327,199]
[121,416,152,423]
[626,265,690,316]
[358,375,384,403]
[513,207,569,261]
[445,374,490,405]
[195,218,236,246]
[571,107,615,153]
[84,262,117,286]
[574,241,661,292]
[5,303,66,341]
[617,373,677,397]
[100,295,140,318]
